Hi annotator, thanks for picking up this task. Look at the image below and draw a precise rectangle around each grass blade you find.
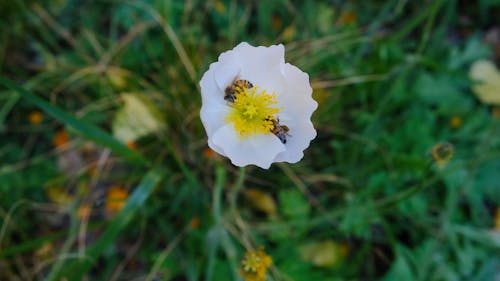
[54,168,164,280]
[0,76,149,166]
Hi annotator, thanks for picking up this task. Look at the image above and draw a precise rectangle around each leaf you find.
[53,169,163,280]
[452,225,500,250]
[279,189,311,220]
[472,159,500,203]
[381,247,416,281]
[448,38,491,70]
[45,185,74,205]
[469,60,500,105]
[415,73,472,114]
[112,93,166,143]
[298,240,348,268]
[0,76,148,165]
[244,188,277,217]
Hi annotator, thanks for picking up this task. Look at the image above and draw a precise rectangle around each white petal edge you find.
[200,101,230,139]
[272,119,317,163]
[278,63,318,119]
[199,50,240,137]
[200,49,242,107]
[213,49,242,91]
[208,137,226,157]
[234,42,286,95]
[200,63,225,107]
[211,124,286,169]
[271,63,317,163]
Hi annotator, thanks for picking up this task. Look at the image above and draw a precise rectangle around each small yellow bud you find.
[282,26,296,42]
[106,186,129,213]
[214,0,226,14]
[239,247,272,281]
[106,68,128,89]
[189,217,201,229]
[244,188,277,217]
[53,129,70,148]
[339,11,357,25]
[126,141,137,149]
[271,14,282,31]
[449,116,462,129]
[431,142,454,169]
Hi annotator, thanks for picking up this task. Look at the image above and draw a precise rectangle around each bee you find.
[224,79,253,102]
[270,118,290,144]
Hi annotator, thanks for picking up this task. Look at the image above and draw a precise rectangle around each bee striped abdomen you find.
[269,118,290,144]
[224,79,253,102]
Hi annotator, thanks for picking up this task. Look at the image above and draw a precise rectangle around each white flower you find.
[200,42,317,169]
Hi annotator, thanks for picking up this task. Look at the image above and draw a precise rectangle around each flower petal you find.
[200,101,231,138]
[234,42,286,95]
[279,63,318,119]
[272,119,316,163]
[200,42,318,168]
[214,50,242,91]
[200,63,225,106]
[211,124,286,169]
[208,137,225,157]
[200,62,233,137]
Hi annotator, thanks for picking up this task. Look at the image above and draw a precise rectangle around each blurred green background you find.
[1,0,500,280]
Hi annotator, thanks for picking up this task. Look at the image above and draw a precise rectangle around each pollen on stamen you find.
[225,86,281,139]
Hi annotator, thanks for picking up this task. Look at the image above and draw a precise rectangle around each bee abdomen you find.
[224,79,254,103]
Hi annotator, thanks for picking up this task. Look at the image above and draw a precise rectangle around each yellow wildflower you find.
[106,186,129,213]
[239,247,272,281]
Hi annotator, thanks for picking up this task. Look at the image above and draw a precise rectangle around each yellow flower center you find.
[242,252,261,272]
[239,248,273,281]
[225,86,280,138]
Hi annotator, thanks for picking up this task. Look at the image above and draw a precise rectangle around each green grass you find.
[1,0,500,280]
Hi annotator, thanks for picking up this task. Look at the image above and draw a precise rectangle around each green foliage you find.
[279,189,311,220]
[1,0,500,280]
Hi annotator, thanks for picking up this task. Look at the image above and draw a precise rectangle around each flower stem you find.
[230,167,246,218]
[212,164,226,223]
[373,162,434,211]
[207,165,241,281]
[255,163,438,231]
